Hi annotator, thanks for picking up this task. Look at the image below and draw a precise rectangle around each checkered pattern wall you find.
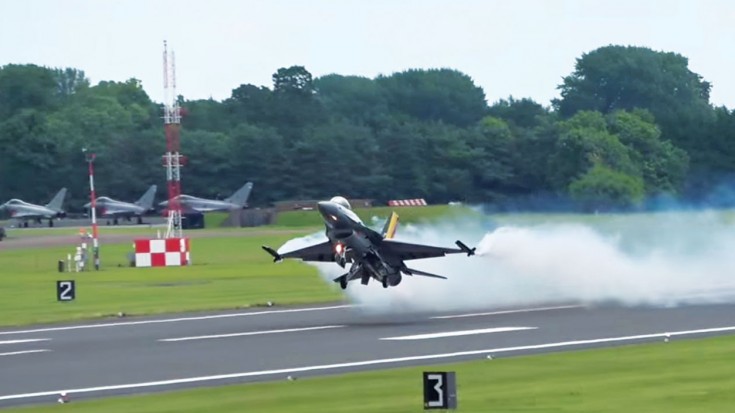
[134,238,191,267]
[387,199,428,207]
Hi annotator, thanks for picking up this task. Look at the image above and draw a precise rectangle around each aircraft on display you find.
[85,185,157,225]
[159,182,253,212]
[0,188,67,227]
[262,196,476,289]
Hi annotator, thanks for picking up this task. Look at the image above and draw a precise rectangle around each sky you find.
[1,0,733,107]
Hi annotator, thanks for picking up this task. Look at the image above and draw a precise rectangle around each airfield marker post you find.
[84,150,100,270]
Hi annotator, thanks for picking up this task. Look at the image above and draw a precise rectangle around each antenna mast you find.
[162,40,184,238]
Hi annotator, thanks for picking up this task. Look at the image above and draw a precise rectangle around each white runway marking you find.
[381,327,537,340]
[0,305,350,336]
[0,339,50,345]
[430,305,583,319]
[2,325,734,402]
[0,350,51,357]
[160,325,345,342]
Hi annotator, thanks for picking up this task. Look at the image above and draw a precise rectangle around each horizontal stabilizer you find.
[455,240,476,256]
[261,245,282,263]
[402,267,447,279]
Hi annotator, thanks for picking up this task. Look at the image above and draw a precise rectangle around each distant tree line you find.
[1,45,733,213]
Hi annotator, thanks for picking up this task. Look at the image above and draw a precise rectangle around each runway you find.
[1,302,734,408]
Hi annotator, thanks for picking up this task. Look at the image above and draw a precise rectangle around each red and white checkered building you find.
[134,238,191,267]
[387,199,428,207]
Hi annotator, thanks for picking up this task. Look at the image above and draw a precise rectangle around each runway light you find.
[57,392,69,404]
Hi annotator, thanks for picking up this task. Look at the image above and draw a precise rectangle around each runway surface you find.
[1,301,734,408]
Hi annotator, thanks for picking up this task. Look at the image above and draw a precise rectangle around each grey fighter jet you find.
[159,182,253,212]
[262,196,476,289]
[0,188,67,227]
[85,185,157,225]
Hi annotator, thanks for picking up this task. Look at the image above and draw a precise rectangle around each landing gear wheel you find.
[382,278,388,288]
[340,278,347,290]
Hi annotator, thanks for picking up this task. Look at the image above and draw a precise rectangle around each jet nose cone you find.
[317,201,339,219]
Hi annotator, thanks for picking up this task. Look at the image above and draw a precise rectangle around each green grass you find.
[0,232,340,327]
[1,224,321,239]
[9,334,735,412]
[203,212,230,228]
[276,204,478,227]
[2,225,163,238]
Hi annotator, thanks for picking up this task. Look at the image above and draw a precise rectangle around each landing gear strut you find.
[382,277,388,288]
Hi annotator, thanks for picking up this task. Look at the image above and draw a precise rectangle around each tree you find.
[53,68,89,98]
[548,111,638,191]
[553,45,714,173]
[0,64,58,118]
[376,68,487,127]
[314,74,389,125]
[270,66,325,139]
[554,45,711,118]
[273,66,315,96]
[606,109,688,195]
[569,163,645,210]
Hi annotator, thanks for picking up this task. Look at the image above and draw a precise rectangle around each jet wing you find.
[99,206,128,216]
[9,210,41,218]
[380,239,474,261]
[262,241,335,262]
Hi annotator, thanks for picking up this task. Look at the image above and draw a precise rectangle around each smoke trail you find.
[277,211,735,314]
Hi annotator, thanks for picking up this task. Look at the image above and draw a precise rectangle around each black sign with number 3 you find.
[423,371,457,410]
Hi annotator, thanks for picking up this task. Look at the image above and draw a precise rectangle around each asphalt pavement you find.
[1,301,734,408]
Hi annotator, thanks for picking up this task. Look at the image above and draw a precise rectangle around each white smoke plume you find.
[277,210,735,314]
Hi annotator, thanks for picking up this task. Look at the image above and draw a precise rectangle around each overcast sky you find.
[1,0,733,107]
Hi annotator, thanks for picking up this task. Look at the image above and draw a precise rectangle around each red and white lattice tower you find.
[162,40,184,238]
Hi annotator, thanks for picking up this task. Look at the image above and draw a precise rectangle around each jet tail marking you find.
[381,211,400,239]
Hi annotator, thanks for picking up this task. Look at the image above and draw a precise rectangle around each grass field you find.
[0,205,474,327]
[0,230,340,327]
[8,334,735,412]
[3,205,733,327]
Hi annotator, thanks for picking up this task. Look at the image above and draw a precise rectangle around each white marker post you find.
[84,150,100,270]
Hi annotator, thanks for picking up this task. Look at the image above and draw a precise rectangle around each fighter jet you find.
[85,185,157,225]
[0,188,67,227]
[159,182,253,212]
[262,196,476,289]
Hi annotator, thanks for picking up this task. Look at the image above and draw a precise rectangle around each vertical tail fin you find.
[225,182,253,207]
[381,211,400,239]
[135,185,158,209]
[45,188,67,212]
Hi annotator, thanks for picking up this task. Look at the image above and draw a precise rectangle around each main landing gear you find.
[339,277,347,290]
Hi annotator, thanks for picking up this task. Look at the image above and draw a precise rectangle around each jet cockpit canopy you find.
[329,196,351,210]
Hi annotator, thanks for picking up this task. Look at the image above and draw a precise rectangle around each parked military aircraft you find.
[262,196,476,289]
[85,185,157,225]
[159,182,253,212]
[0,188,67,227]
